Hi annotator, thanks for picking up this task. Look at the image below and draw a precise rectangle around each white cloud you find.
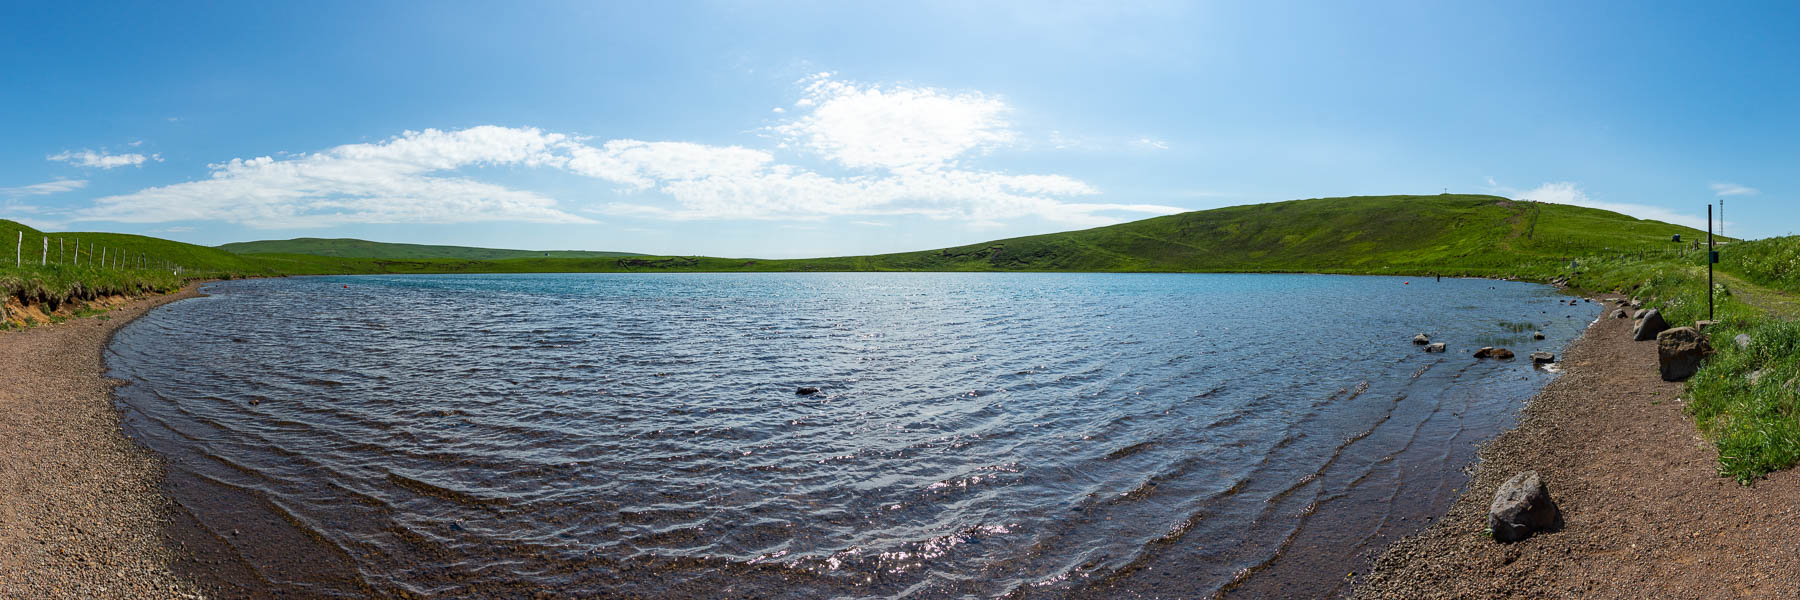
[1135,137,1170,150]
[48,149,159,169]
[74,76,1183,229]
[1710,182,1758,196]
[771,73,1014,172]
[79,127,594,228]
[1,179,87,198]
[850,220,890,226]
[1513,181,1708,230]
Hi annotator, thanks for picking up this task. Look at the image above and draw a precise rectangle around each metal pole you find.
[1708,204,1715,321]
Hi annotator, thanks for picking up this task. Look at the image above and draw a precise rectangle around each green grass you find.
[219,237,641,260]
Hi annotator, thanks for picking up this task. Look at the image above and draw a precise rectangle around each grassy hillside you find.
[807,194,1708,275]
[219,237,640,260]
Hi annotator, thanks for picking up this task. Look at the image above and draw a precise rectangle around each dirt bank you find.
[1358,298,1800,598]
[0,285,206,599]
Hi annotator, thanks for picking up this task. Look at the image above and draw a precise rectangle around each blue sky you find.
[2,1,1794,257]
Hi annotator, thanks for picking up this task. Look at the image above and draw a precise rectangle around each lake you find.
[109,273,1600,598]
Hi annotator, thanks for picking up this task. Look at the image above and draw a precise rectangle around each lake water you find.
[109,273,1600,598]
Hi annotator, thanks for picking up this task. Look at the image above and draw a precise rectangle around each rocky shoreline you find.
[0,285,205,599]
[1357,297,1800,598]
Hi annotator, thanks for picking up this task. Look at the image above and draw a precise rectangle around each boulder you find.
[1490,348,1515,359]
[1656,327,1712,382]
[1530,351,1555,363]
[1424,342,1446,353]
[1413,334,1431,345]
[1474,347,1493,358]
[1475,347,1515,359]
[1632,309,1668,341]
[1489,471,1559,543]
[1532,331,1545,340]
[1633,309,1648,320]
[1735,333,1752,350]
[796,387,821,395]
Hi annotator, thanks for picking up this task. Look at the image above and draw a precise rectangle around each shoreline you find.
[1356,296,1800,598]
[0,284,206,599]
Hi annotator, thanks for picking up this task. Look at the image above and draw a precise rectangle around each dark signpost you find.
[1708,203,1716,320]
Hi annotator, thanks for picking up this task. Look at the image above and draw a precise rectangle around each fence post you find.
[41,236,46,266]
[101,247,106,269]
[14,231,19,267]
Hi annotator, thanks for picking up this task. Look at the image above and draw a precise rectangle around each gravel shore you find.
[0,286,205,599]
[1358,298,1800,598]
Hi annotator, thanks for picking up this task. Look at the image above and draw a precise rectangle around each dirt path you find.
[1356,297,1800,598]
[1716,271,1800,320]
[0,286,206,599]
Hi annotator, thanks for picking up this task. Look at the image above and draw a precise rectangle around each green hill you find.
[784,194,1711,276]
[219,237,640,260]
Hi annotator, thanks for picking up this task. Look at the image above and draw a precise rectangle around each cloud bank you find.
[49,149,159,169]
[77,74,1183,229]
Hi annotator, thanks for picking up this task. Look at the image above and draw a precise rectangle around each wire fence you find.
[12,231,185,273]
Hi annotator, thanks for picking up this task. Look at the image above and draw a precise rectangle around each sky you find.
[2,1,1795,257]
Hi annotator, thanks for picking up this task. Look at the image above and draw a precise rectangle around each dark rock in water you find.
[1612,309,1627,319]
[1632,310,1668,341]
[1530,351,1555,363]
[1656,327,1711,382]
[1489,471,1559,543]
[1532,331,1545,340]
[1412,334,1431,345]
[796,387,821,395]
[1735,333,1752,349]
[1424,342,1446,353]
[1474,347,1514,359]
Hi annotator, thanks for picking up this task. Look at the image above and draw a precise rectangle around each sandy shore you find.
[1358,298,1800,598]
[0,285,205,599]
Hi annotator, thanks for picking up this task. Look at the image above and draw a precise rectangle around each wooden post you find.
[101,247,106,269]
[59,238,63,264]
[41,236,46,266]
[14,231,19,267]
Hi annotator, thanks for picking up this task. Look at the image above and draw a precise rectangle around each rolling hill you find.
[219,238,641,260]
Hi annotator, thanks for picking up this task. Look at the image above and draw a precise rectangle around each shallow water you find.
[109,273,1599,598]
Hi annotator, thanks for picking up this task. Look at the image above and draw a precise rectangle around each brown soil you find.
[0,286,206,599]
[1358,297,1800,599]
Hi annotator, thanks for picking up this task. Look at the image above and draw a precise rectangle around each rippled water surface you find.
[110,273,1600,598]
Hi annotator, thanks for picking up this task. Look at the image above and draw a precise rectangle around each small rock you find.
[1489,471,1559,543]
[1656,327,1712,382]
[1612,309,1627,319]
[1474,347,1515,359]
[1748,369,1767,386]
[1630,299,1644,309]
[1735,333,1752,349]
[1695,320,1718,331]
[1530,351,1555,363]
[1633,309,1668,341]
[1424,342,1446,353]
[1633,309,1648,320]
[1413,334,1431,345]
[796,387,821,395]
[1532,331,1545,340]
